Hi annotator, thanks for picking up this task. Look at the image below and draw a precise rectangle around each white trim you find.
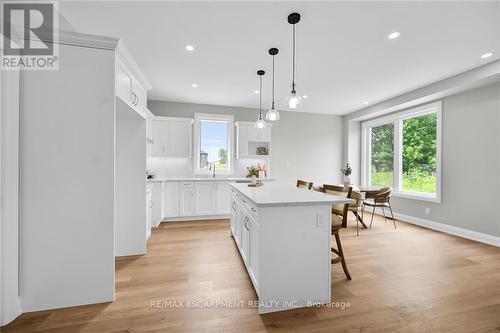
[0,48,22,325]
[394,212,500,248]
[361,101,442,203]
[163,215,231,222]
[116,40,152,91]
[17,29,151,91]
[193,113,234,175]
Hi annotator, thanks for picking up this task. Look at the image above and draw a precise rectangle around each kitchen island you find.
[230,183,354,314]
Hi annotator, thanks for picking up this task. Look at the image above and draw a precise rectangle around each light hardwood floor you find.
[4,214,500,332]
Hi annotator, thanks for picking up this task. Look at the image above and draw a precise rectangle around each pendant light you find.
[255,70,267,129]
[265,48,280,121]
[284,12,302,109]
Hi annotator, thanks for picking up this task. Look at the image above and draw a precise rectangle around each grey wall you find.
[20,44,115,311]
[148,100,344,185]
[392,83,500,237]
[345,83,500,237]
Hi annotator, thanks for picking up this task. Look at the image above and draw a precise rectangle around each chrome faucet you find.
[209,162,216,178]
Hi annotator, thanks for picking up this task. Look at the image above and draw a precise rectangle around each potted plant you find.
[341,163,352,188]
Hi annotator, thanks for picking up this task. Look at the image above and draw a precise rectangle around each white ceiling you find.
[59,1,500,115]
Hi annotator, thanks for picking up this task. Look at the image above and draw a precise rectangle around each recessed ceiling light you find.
[363,101,368,105]
[191,83,198,88]
[388,31,400,40]
[302,95,308,99]
[254,90,260,94]
[481,52,493,59]
[185,45,194,51]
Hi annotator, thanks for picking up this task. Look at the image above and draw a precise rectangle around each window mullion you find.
[393,120,402,191]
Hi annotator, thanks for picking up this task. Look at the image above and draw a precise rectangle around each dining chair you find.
[322,185,353,280]
[363,187,396,229]
[296,179,313,190]
[322,184,365,234]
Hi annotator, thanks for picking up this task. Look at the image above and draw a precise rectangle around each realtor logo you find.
[1,1,59,70]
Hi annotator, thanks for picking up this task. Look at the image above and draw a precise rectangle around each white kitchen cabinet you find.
[248,214,260,287]
[166,119,192,158]
[241,214,250,263]
[247,126,271,142]
[235,122,272,158]
[230,193,237,236]
[134,80,147,115]
[150,117,193,158]
[116,55,147,118]
[215,181,231,215]
[163,181,180,217]
[146,108,154,144]
[195,181,215,215]
[151,119,166,156]
[146,187,152,239]
[180,182,195,216]
[150,182,162,227]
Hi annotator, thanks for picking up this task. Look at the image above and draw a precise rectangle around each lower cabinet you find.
[180,182,195,216]
[230,190,260,291]
[195,182,215,215]
[163,181,180,217]
[160,180,232,220]
[215,181,231,214]
[248,215,260,284]
[146,187,152,239]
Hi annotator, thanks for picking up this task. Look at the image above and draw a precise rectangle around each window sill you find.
[392,191,441,203]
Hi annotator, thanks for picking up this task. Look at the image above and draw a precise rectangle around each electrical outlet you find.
[425,208,430,215]
[285,161,291,168]
[316,212,327,228]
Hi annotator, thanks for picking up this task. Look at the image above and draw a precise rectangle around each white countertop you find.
[147,177,275,182]
[230,182,355,207]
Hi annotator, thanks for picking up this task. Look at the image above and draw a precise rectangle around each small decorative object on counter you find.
[341,163,352,188]
[256,146,268,155]
[248,181,263,187]
[246,165,260,178]
[258,162,267,178]
[251,175,257,185]
[146,170,154,179]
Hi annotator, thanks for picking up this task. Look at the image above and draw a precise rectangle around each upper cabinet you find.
[150,117,193,158]
[235,122,272,159]
[145,108,154,144]
[115,41,152,119]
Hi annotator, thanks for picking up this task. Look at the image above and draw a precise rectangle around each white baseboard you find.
[162,215,230,223]
[393,212,500,247]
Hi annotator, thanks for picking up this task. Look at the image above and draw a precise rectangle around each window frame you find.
[193,113,234,175]
[361,101,442,203]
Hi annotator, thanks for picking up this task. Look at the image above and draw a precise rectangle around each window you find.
[362,102,441,202]
[194,113,234,174]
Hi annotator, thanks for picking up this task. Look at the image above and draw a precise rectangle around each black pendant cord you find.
[259,75,263,118]
[271,55,275,109]
[292,23,296,93]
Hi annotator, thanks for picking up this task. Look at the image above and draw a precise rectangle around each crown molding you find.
[15,28,119,51]
[116,40,152,91]
[14,29,152,91]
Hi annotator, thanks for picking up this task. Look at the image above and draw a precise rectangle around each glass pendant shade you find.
[255,116,267,129]
[284,89,303,109]
[265,107,280,121]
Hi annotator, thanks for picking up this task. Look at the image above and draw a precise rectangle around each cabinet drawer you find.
[180,182,194,188]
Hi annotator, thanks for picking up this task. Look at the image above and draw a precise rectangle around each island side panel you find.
[258,204,332,314]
